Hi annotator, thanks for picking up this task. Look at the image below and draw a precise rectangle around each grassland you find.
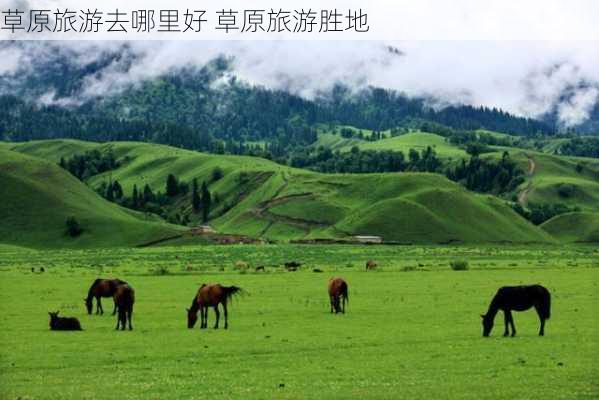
[541,212,599,243]
[0,148,184,249]
[314,130,468,159]
[3,140,557,246]
[0,244,597,400]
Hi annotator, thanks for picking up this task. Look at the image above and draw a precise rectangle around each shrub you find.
[212,167,224,182]
[152,266,170,276]
[449,260,469,271]
[65,216,83,237]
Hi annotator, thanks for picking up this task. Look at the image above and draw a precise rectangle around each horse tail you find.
[544,289,551,320]
[343,284,349,304]
[223,286,244,304]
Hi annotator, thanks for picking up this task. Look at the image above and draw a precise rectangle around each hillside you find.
[0,149,184,249]
[314,130,468,159]
[540,212,599,243]
[5,139,556,245]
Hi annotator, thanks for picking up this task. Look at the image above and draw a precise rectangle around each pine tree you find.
[166,174,179,197]
[132,184,139,209]
[105,181,114,201]
[192,178,201,213]
[200,181,211,223]
[143,184,154,204]
[112,180,123,199]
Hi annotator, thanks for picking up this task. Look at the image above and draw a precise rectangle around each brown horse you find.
[366,260,378,270]
[85,278,128,315]
[114,284,135,331]
[328,277,349,314]
[187,284,243,329]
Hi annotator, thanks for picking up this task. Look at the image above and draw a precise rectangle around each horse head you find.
[84,297,93,314]
[187,307,198,328]
[481,313,493,337]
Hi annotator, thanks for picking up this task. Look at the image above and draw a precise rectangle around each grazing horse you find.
[48,311,82,331]
[187,284,243,329]
[328,277,349,314]
[366,260,378,270]
[84,278,127,315]
[114,285,135,331]
[481,284,551,337]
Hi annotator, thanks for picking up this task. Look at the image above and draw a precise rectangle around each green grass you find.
[541,212,599,243]
[0,149,184,249]
[314,131,468,159]
[0,244,598,400]
[4,140,558,245]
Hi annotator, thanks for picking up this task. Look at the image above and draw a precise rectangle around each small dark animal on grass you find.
[328,277,349,314]
[313,268,323,273]
[48,311,82,331]
[481,284,551,337]
[255,266,265,272]
[114,284,135,331]
[284,261,302,269]
[366,260,377,270]
[187,284,243,329]
[84,278,128,315]
[40,267,45,273]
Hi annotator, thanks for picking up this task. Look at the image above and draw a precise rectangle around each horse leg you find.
[128,308,133,331]
[115,310,121,330]
[223,302,228,330]
[213,305,220,329]
[200,306,206,329]
[330,296,334,313]
[535,305,545,336]
[341,295,346,314]
[508,311,516,337]
[112,299,118,316]
[96,297,101,315]
[503,311,510,337]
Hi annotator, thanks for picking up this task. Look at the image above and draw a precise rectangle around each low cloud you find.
[2,40,599,126]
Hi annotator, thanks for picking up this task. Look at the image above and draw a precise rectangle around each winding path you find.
[517,155,536,205]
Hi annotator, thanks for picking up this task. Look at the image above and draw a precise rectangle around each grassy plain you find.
[0,244,598,400]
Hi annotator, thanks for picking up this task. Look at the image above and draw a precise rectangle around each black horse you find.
[481,285,551,337]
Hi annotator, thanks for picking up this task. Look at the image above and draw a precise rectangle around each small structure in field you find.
[190,225,216,235]
[353,235,383,244]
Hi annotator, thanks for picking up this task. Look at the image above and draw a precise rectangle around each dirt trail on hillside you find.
[254,172,329,237]
[517,155,536,205]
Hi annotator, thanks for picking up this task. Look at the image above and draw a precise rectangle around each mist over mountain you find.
[1,40,598,151]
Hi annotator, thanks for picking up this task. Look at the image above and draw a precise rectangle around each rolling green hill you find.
[0,149,184,249]
[314,130,467,159]
[5,140,556,245]
[540,212,599,243]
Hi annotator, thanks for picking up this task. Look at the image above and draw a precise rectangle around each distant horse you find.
[48,311,82,331]
[114,285,135,331]
[187,284,243,329]
[285,261,302,270]
[366,260,378,270]
[481,285,551,337]
[84,278,128,315]
[328,278,349,314]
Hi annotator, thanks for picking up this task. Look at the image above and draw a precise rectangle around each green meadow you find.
[0,245,598,400]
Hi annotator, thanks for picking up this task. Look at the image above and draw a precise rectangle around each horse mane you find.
[87,278,103,299]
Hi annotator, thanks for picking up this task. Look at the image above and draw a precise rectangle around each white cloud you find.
[3,40,599,126]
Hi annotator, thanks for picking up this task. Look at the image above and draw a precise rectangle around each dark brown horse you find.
[48,311,82,331]
[84,278,128,315]
[187,284,243,329]
[481,284,551,337]
[328,277,348,314]
[114,284,135,331]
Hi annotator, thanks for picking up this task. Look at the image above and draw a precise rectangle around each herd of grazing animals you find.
[48,262,552,337]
